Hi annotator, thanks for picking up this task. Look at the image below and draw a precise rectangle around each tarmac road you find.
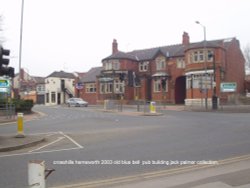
[0,105,250,188]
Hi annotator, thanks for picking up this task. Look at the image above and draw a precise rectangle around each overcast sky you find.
[0,0,249,77]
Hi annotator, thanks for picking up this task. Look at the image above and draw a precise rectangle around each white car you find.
[66,98,88,107]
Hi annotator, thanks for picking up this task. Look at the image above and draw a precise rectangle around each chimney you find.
[182,32,190,45]
[112,39,118,54]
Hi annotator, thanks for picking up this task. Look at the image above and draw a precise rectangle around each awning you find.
[185,70,214,76]
[152,72,169,77]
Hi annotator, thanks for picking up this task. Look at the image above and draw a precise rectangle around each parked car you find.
[66,98,88,107]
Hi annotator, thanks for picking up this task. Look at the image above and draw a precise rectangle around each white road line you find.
[59,131,83,149]
[29,137,65,153]
[0,147,81,158]
[29,131,60,136]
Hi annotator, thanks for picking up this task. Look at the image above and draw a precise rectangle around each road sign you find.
[220,82,237,92]
[0,87,9,93]
[0,79,9,87]
[75,83,84,90]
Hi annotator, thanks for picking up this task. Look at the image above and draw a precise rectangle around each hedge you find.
[0,99,34,114]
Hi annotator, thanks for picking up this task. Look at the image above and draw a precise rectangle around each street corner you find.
[0,110,46,126]
[0,134,46,152]
[23,110,47,122]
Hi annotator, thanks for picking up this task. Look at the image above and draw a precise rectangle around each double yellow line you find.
[52,154,250,188]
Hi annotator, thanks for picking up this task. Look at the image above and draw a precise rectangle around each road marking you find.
[59,131,84,149]
[51,153,250,188]
[0,147,82,158]
[29,137,65,153]
[29,131,60,136]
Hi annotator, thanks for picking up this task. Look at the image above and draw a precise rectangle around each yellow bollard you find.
[150,101,156,113]
[16,113,25,138]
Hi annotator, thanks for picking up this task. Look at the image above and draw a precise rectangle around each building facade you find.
[78,33,245,106]
[76,67,102,105]
[45,71,75,106]
[13,68,45,103]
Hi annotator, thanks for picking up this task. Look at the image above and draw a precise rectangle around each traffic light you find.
[0,46,10,67]
[0,67,15,77]
[0,46,15,77]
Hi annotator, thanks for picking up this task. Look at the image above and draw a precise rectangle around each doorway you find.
[175,76,186,104]
[57,93,61,105]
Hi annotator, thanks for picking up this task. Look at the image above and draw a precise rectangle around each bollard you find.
[149,101,156,113]
[104,100,108,110]
[16,113,25,138]
[28,160,46,188]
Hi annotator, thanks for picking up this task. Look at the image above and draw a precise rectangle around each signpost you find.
[75,82,84,90]
[220,82,237,92]
[0,78,10,94]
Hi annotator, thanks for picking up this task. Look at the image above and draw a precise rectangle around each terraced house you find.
[80,32,245,106]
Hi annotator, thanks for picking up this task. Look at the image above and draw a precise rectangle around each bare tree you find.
[244,44,250,69]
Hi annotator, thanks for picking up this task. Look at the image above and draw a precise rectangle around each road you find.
[0,105,250,188]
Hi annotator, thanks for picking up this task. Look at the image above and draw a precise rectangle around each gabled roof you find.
[80,67,102,83]
[102,51,139,61]
[102,38,236,62]
[33,76,45,84]
[46,71,75,79]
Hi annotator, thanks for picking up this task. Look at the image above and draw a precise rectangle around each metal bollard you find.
[16,113,25,138]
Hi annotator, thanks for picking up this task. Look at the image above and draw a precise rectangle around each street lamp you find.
[18,0,24,98]
[195,21,208,110]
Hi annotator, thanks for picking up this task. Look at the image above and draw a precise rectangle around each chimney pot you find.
[182,32,190,45]
[112,39,118,54]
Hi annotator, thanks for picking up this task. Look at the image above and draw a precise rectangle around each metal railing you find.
[0,103,15,120]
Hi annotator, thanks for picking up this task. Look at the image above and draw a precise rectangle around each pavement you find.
[0,134,45,152]
[0,110,46,152]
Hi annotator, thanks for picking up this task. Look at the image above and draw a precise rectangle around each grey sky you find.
[0,0,249,76]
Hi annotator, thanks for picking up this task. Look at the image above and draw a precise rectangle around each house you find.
[45,71,76,106]
[95,33,245,106]
[13,68,45,103]
[33,76,45,104]
[76,67,102,104]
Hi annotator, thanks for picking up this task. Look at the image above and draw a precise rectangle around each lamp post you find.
[18,0,24,98]
[195,21,208,110]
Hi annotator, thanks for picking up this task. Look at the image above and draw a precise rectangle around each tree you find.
[243,44,250,69]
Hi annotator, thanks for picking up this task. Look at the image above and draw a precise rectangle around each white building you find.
[45,71,76,106]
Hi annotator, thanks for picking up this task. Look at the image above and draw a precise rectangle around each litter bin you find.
[212,95,218,110]
[149,101,156,113]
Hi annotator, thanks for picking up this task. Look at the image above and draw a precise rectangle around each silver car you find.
[66,98,88,107]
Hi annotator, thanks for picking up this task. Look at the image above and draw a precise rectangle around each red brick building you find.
[77,67,102,105]
[79,32,245,106]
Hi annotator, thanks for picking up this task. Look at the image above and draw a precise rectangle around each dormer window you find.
[139,61,149,72]
[104,60,120,70]
[156,56,166,70]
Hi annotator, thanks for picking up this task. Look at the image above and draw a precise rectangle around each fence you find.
[103,100,161,114]
[0,103,15,120]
